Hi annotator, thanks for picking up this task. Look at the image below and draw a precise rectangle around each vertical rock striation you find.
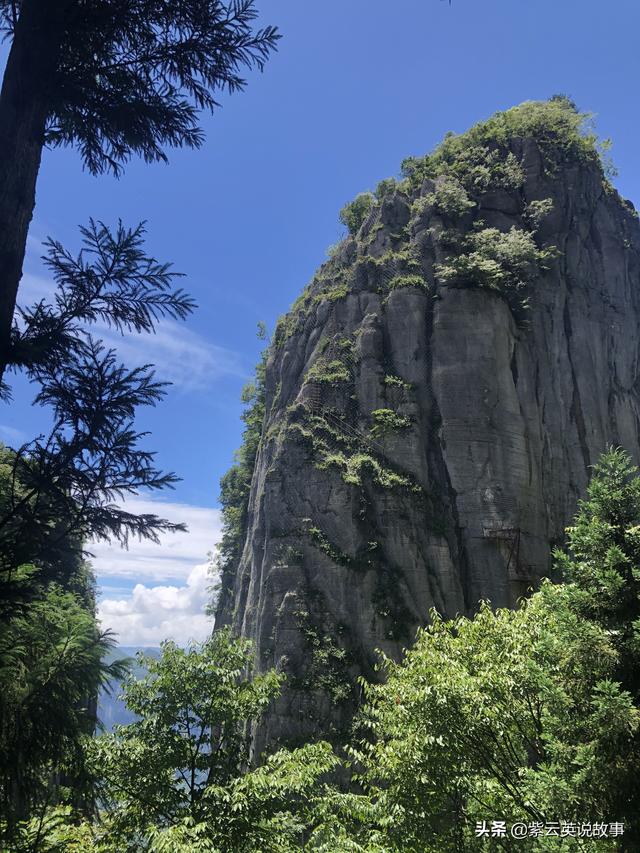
[215,100,640,753]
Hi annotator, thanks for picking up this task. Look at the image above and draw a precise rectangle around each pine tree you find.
[555,448,640,847]
[0,221,193,601]
[0,219,197,844]
[0,0,279,378]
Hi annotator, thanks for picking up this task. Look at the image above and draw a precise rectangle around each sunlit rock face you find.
[216,102,640,754]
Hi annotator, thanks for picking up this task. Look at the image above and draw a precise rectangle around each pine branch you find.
[0,221,197,576]
[36,0,280,175]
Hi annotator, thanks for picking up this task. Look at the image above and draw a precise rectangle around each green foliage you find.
[424,177,475,218]
[1,222,191,586]
[288,403,419,494]
[308,526,353,568]
[80,630,336,851]
[378,246,422,273]
[213,353,266,610]
[410,195,431,219]
[315,280,350,304]
[0,1,279,177]
[386,274,428,294]
[374,178,397,200]
[306,358,351,385]
[271,103,589,353]
[0,581,126,842]
[598,137,619,180]
[90,630,282,818]
[436,224,543,286]
[435,225,554,319]
[339,193,377,236]
[555,449,640,667]
[333,582,636,850]
[7,633,338,851]
[554,448,640,837]
[294,608,352,705]
[383,374,412,390]
[12,451,640,850]
[273,266,353,349]
[319,448,640,850]
[0,805,96,852]
[196,741,339,852]
[404,142,525,197]
[369,408,411,438]
[525,197,554,228]
[402,98,607,191]
[341,453,416,491]
[0,221,195,846]
[325,240,345,260]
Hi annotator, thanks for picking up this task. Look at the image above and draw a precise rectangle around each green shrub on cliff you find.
[435,225,555,320]
[212,352,266,611]
[306,358,351,384]
[525,197,554,228]
[370,408,411,438]
[375,177,397,200]
[339,192,377,235]
[402,97,607,191]
[423,176,476,218]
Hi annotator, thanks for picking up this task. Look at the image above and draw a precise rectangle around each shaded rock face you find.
[217,120,640,754]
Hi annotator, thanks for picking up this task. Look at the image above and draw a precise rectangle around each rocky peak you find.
[215,99,640,753]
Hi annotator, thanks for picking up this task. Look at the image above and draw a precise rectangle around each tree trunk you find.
[0,0,67,381]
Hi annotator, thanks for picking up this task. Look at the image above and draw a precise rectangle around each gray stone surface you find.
[217,138,640,755]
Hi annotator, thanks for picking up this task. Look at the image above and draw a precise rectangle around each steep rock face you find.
[216,102,640,753]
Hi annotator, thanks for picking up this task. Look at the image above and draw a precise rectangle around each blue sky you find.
[3,0,640,643]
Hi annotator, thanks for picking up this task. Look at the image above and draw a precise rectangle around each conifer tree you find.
[0,220,193,599]
[0,579,127,840]
[0,0,279,378]
[0,218,197,844]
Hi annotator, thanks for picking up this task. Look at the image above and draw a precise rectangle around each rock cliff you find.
[215,99,640,753]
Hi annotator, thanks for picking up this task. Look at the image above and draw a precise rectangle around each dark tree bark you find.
[0,1,68,379]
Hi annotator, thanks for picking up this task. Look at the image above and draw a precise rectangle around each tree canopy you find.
[27,631,338,852]
[7,449,640,851]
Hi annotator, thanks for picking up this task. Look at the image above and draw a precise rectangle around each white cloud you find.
[90,497,222,582]
[99,321,246,392]
[98,562,213,646]
[94,497,223,646]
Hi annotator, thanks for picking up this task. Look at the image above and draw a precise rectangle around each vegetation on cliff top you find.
[273,96,617,349]
[401,95,613,188]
